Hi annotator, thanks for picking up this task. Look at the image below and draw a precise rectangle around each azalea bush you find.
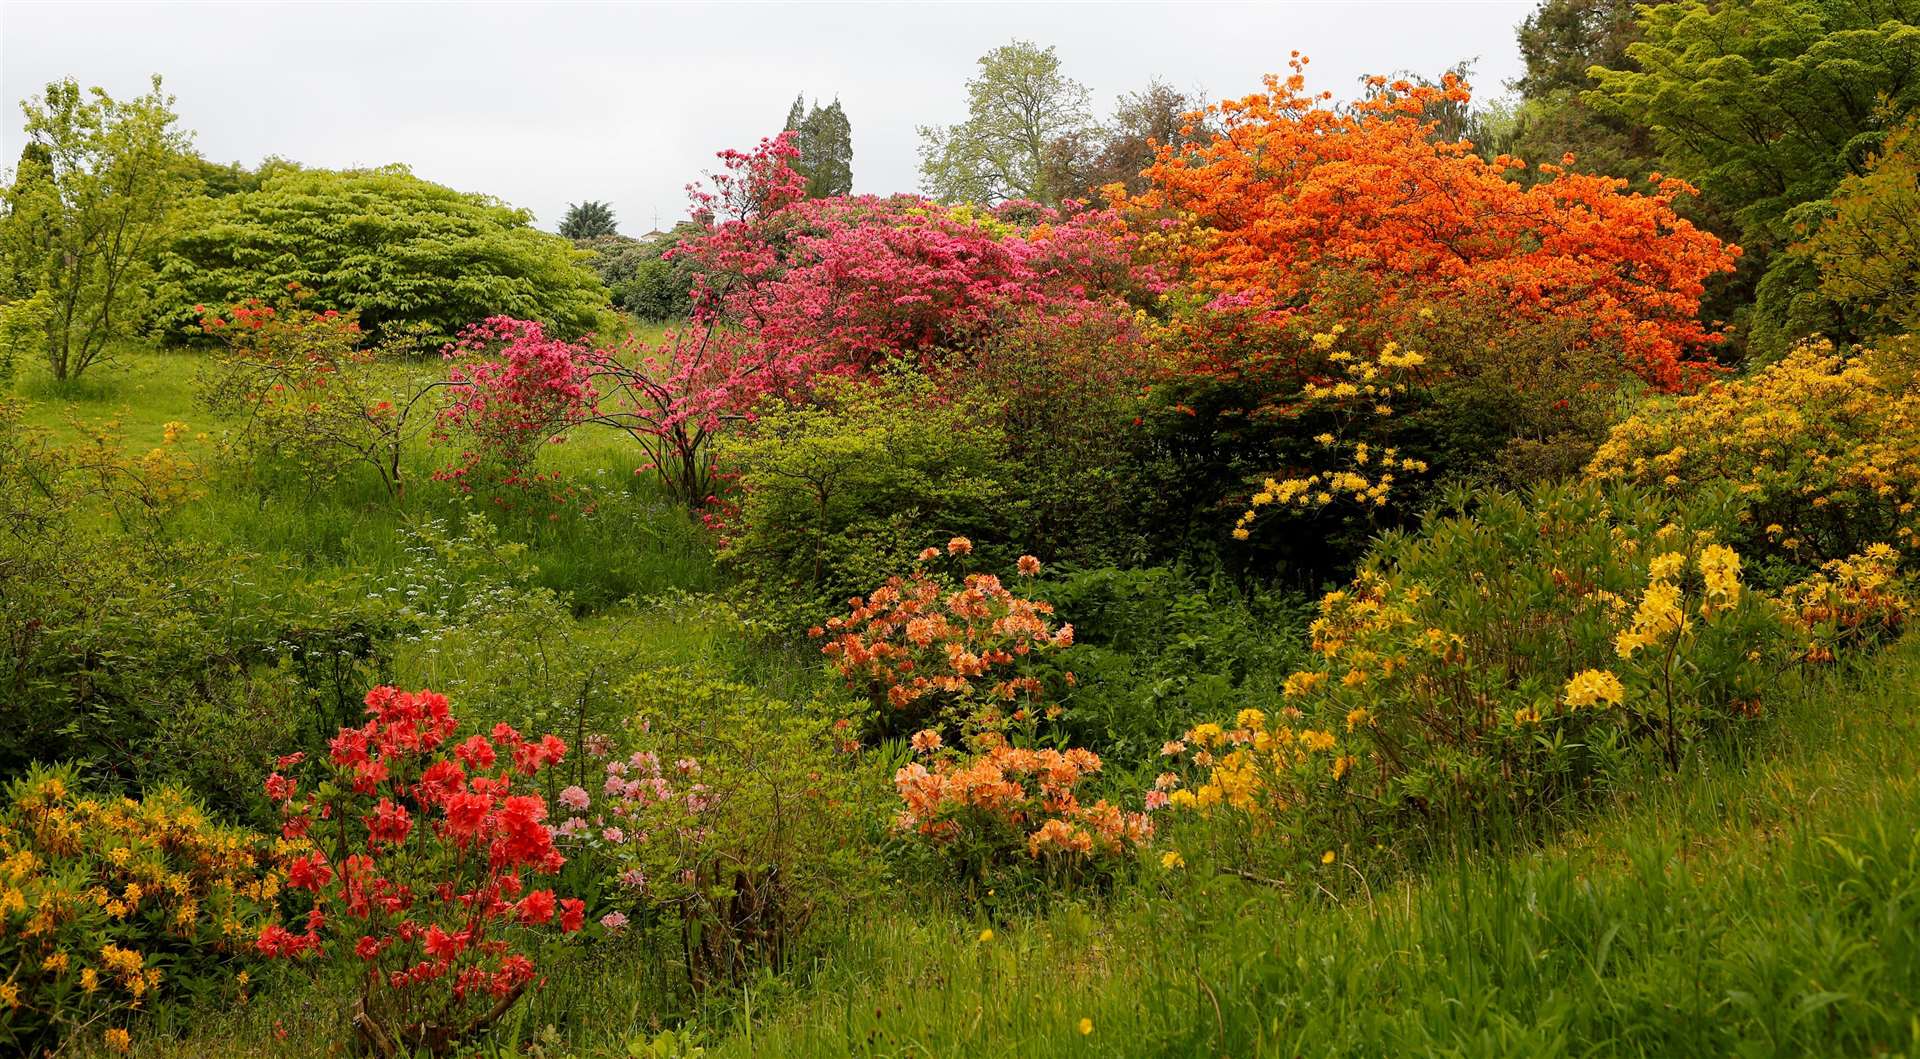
[892,739,1153,900]
[1587,338,1920,583]
[436,315,603,506]
[0,765,278,1056]
[256,686,585,1057]
[1778,544,1913,664]
[196,289,439,500]
[1160,480,1793,876]
[550,667,878,991]
[815,541,1074,740]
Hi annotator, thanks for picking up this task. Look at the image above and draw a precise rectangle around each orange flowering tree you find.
[1129,56,1736,394]
[1121,57,1739,573]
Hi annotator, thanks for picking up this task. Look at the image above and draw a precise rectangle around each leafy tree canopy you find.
[918,40,1098,205]
[155,166,608,342]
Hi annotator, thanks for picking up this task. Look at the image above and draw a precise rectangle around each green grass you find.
[695,647,1920,1059]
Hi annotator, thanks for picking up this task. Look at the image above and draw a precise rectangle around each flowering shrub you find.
[436,316,604,505]
[815,542,1074,738]
[1777,545,1913,663]
[1129,57,1735,393]
[196,288,438,500]
[1160,481,1792,875]
[257,687,583,1057]
[1586,339,1920,581]
[893,740,1152,897]
[552,667,878,990]
[0,765,278,1056]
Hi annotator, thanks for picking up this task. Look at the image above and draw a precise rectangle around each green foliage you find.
[716,371,1022,630]
[917,40,1098,205]
[0,75,191,380]
[579,230,696,322]
[1587,0,1920,353]
[1031,565,1310,767]
[1807,115,1920,340]
[781,95,854,199]
[559,200,620,240]
[154,166,609,341]
[0,288,54,383]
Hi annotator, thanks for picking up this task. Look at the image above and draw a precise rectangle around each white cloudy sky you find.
[1,1,1532,233]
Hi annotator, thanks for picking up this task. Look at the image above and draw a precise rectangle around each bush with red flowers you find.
[256,687,584,1058]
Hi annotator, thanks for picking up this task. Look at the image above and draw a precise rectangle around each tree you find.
[1052,78,1213,201]
[782,95,854,198]
[558,199,619,240]
[917,41,1098,205]
[0,75,190,381]
[1587,0,1920,352]
[1806,115,1920,340]
[154,166,608,341]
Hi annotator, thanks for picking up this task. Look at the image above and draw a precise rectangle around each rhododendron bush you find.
[257,687,584,1057]
[1129,57,1736,393]
[1159,481,1797,876]
[815,540,1075,739]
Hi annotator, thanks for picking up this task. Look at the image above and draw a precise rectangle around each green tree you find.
[782,95,854,198]
[1806,115,1920,340]
[1587,0,1920,353]
[154,166,608,341]
[558,199,619,240]
[917,41,1097,205]
[0,75,190,381]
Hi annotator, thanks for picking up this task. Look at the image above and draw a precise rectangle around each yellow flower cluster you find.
[1778,543,1913,662]
[1562,669,1625,709]
[0,767,277,1047]
[1587,341,1920,565]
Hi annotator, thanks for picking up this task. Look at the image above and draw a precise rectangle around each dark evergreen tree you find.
[558,199,619,240]
[782,94,854,198]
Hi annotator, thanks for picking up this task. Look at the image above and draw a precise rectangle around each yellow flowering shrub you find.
[1162,481,1794,874]
[1777,544,1913,663]
[0,765,278,1056]
[1586,339,1920,579]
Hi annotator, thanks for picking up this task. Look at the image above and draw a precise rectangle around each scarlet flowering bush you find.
[0,765,278,1057]
[436,316,605,506]
[1159,481,1792,877]
[814,541,1075,739]
[256,687,584,1057]
[892,738,1153,898]
[196,287,439,500]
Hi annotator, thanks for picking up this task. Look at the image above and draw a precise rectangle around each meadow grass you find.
[95,639,1920,1059]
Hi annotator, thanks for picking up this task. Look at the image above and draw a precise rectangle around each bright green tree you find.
[1807,115,1920,340]
[1587,0,1920,352]
[782,95,854,198]
[154,166,608,341]
[917,41,1097,205]
[1,75,191,380]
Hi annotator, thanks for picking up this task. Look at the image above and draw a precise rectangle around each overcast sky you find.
[1,1,1532,233]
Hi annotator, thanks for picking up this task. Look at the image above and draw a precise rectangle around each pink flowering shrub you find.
[549,668,877,990]
[257,687,584,1057]
[436,317,605,505]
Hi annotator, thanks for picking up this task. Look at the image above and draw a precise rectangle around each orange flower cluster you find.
[893,745,1151,859]
[815,551,1072,728]
[1126,55,1735,392]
